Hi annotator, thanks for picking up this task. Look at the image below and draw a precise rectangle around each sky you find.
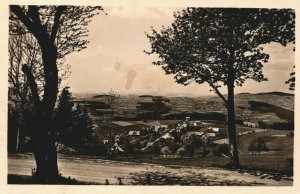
[65,7,295,97]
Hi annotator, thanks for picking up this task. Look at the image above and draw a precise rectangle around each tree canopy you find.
[10,6,104,59]
[146,8,295,103]
[146,8,295,167]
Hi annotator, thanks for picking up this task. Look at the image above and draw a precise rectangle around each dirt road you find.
[8,154,292,185]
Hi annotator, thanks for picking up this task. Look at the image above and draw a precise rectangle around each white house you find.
[243,121,259,128]
[161,133,174,140]
[213,139,229,145]
[128,131,141,136]
[207,132,216,137]
[186,131,205,136]
[212,127,220,132]
[103,139,109,144]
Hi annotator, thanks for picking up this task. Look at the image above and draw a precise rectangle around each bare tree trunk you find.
[38,42,59,181]
[32,112,59,182]
[22,42,60,182]
[227,82,240,168]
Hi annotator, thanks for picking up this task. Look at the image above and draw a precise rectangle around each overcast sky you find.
[65,7,295,96]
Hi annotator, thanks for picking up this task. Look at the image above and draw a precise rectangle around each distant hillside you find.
[249,101,294,121]
[74,92,294,120]
[254,92,294,96]
[236,92,294,110]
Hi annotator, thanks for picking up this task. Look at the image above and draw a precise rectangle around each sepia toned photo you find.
[4,1,296,189]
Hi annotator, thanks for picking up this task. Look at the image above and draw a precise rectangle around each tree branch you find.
[10,6,38,37]
[21,64,41,108]
[209,83,227,105]
[27,6,41,25]
[50,6,67,44]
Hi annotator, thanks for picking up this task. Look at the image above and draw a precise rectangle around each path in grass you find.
[8,153,292,185]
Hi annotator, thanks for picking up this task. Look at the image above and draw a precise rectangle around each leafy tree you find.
[9,5,104,181]
[8,23,70,154]
[248,137,269,155]
[161,146,172,158]
[213,144,230,156]
[8,102,34,152]
[146,8,295,167]
[149,144,161,156]
[71,104,95,150]
[55,88,104,155]
[175,147,186,158]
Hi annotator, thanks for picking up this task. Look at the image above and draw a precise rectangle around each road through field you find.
[8,153,292,185]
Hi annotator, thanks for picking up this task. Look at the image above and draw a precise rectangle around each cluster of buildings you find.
[109,118,224,153]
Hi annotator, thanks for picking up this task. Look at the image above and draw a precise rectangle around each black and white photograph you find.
[0,0,299,193]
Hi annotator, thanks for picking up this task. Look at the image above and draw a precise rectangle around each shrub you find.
[213,144,230,156]
[161,146,172,157]
[287,131,294,137]
[175,147,187,157]
[149,145,161,156]
[248,137,269,155]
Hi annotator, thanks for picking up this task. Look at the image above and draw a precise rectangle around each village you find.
[70,92,294,159]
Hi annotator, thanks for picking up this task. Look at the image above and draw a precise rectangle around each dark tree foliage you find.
[8,102,34,152]
[146,8,295,167]
[286,66,295,91]
[54,87,105,155]
[248,137,269,154]
[9,5,104,182]
[71,104,95,149]
[54,87,74,144]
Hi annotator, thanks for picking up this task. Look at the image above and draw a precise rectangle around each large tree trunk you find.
[22,41,60,182]
[11,5,66,183]
[227,82,240,168]
[34,42,59,182]
[32,111,59,183]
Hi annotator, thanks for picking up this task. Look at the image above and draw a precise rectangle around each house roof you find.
[128,131,141,136]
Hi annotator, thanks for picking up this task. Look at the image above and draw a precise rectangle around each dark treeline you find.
[8,87,107,155]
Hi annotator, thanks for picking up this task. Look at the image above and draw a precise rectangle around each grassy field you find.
[237,130,293,152]
[237,129,293,173]
[113,154,292,175]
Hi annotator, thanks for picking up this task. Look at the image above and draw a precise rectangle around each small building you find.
[128,131,141,136]
[186,131,205,136]
[243,121,259,128]
[213,139,229,145]
[212,127,220,132]
[207,132,216,138]
[209,127,220,132]
[161,133,174,140]
[103,139,109,144]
